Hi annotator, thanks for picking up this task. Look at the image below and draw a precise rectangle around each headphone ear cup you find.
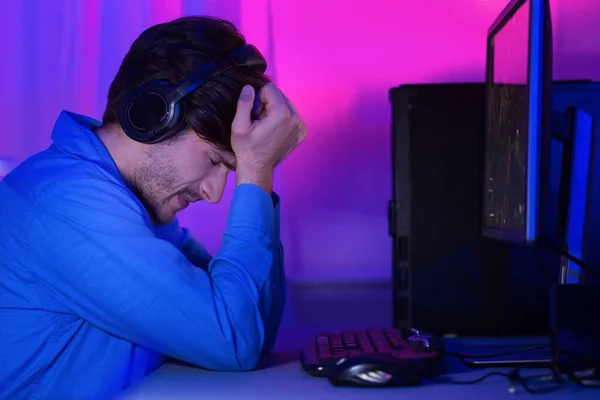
[169,98,187,138]
[118,80,185,144]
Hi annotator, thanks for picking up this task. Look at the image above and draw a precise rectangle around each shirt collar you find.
[51,111,123,182]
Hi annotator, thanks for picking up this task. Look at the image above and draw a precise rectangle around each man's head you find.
[99,16,269,225]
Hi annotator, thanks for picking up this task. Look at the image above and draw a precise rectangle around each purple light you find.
[1,0,599,282]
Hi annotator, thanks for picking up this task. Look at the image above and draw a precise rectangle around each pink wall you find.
[240,0,600,282]
[1,0,599,283]
[493,1,530,84]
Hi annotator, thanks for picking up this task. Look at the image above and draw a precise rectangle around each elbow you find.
[221,340,262,372]
[208,329,264,372]
[233,327,264,371]
[233,346,261,372]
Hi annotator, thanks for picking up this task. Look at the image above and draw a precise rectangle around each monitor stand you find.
[464,107,595,368]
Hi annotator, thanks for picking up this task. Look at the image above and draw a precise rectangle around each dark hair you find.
[102,16,270,152]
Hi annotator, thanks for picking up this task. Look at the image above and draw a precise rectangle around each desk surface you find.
[119,350,595,400]
[119,283,596,399]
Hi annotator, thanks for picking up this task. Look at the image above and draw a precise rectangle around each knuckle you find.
[289,113,301,127]
[272,109,287,124]
[298,121,308,134]
[231,122,246,136]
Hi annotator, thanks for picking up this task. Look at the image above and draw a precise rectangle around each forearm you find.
[260,192,286,353]
[261,242,286,353]
[177,190,286,353]
[30,180,277,372]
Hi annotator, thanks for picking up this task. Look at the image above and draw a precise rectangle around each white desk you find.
[119,350,595,399]
[119,283,596,399]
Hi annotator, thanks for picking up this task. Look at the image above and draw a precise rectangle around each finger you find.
[274,138,302,167]
[282,94,298,117]
[298,118,308,141]
[282,93,305,132]
[258,83,288,118]
[251,96,265,120]
[275,123,307,167]
[274,144,294,167]
[231,85,255,134]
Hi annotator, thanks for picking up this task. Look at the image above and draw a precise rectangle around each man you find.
[0,16,306,399]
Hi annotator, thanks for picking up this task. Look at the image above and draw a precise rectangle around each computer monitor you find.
[556,108,597,284]
[482,0,553,244]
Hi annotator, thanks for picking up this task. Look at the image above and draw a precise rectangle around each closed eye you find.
[208,149,236,170]
[210,159,236,171]
[223,161,236,171]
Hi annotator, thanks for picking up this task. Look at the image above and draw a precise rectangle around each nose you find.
[200,166,229,204]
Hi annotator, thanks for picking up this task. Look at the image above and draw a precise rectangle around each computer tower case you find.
[388,83,547,336]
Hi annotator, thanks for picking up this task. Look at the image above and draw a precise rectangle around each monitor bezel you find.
[482,0,547,244]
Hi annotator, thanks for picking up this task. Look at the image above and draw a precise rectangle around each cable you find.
[537,235,600,279]
[438,348,600,393]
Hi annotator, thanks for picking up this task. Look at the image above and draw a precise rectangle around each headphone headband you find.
[118,44,267,144]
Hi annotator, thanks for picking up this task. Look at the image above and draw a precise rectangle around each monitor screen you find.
[482,0,531,242]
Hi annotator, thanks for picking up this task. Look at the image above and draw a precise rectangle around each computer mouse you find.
[327,353,426,387]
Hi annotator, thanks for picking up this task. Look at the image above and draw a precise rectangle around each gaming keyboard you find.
[301,327,445,377]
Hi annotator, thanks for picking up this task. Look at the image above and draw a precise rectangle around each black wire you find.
[538,235,600,279]
[534,242,556,283]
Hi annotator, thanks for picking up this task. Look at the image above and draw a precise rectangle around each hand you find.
[231,83,307,193]
[251,91,304,168]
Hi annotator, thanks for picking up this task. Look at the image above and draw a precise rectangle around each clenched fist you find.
[231,83,307,194]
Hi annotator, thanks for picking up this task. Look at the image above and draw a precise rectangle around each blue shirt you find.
[0,112,286,399]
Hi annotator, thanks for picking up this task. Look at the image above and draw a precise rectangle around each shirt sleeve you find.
[177,192,286,353]
[26,178,275,372]
[261,192,286,353]
[179,232,213,271]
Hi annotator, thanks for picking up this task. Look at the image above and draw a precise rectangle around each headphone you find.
[118,44,267,144]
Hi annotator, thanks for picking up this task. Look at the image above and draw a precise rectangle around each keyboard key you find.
[342,331,358,347]
[316,336,330,345]
[318,344,330,355]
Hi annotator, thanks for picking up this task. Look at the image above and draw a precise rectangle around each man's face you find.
[131,130,235,226]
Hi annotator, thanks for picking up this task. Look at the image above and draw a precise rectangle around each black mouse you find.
[327,353,431,387]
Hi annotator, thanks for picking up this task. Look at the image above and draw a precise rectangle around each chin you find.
[148,209,176,227]
[158,214,177,226]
